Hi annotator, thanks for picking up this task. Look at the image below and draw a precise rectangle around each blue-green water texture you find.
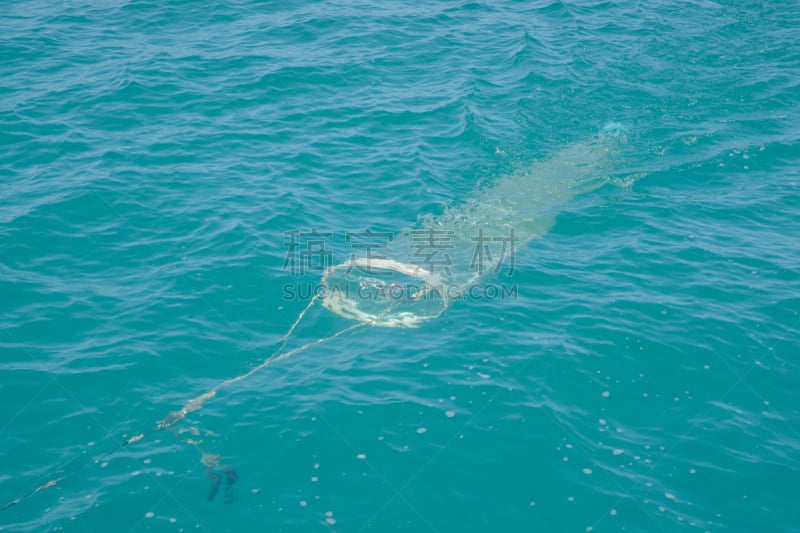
[2,1,800,531]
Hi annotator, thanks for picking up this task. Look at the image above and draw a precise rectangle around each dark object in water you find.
[223,466,238,503]
[206,465,238,503]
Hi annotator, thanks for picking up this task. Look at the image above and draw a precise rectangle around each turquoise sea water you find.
[2,0,800,531]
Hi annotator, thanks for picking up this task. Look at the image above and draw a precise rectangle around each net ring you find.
[320,258,449,327]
